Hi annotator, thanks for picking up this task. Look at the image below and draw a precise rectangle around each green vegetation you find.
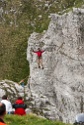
[0,0,84,82]
[5,114,70,125]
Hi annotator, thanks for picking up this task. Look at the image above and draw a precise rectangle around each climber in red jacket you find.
[32,48,45,69]
[13,97,27,116]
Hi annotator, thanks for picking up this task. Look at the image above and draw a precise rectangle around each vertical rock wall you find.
[27,8,84,123]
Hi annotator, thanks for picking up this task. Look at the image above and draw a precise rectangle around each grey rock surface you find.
[27,8,84,123]
[0,79,24,102]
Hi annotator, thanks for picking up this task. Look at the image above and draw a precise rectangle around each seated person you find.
[13,97,27,115]
[1,95,13,114]
[0,103,7,125]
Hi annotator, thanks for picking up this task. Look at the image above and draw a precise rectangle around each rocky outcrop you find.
[0,79,33,114]
[0,79,24,102]
[27,8,84,123]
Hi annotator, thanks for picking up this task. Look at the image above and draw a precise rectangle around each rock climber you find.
[19,79,25,87]
[32,48,45,69]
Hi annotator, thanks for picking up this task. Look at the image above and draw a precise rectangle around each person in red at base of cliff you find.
[13,97,27,116]
[32,48,45,69]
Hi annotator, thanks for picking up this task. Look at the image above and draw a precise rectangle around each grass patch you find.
[5,114,70,125]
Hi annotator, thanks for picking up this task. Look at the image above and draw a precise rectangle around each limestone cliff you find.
[27,8,84,123]
[0,79,24,101]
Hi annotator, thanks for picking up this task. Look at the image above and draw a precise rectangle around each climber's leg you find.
[40,58,44,69]
[37,58,40,68]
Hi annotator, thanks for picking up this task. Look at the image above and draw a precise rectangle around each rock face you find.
[27,8,84,123]
[0,79,25,102]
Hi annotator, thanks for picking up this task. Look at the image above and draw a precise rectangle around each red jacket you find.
[14,99,26,115]
[33,50,44,57]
